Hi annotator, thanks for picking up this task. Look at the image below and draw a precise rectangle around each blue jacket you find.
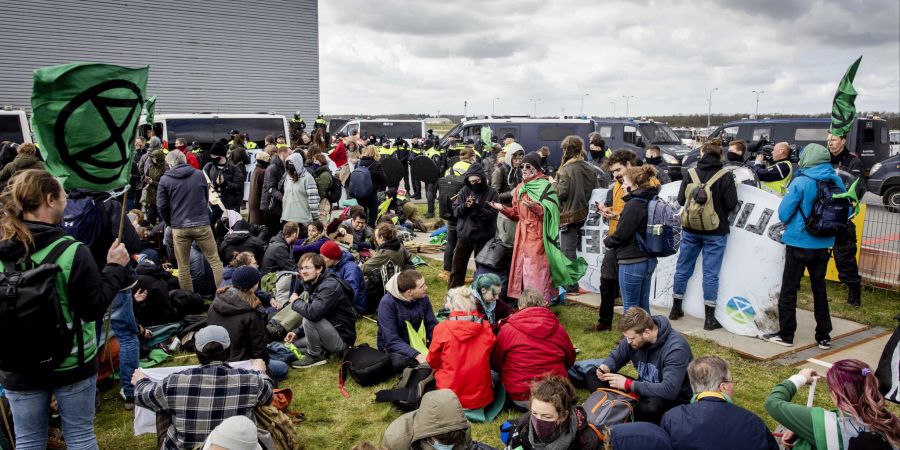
[328,250,366,314]
[661,397,779,450]
[778,162,846,249]
[376,285,437,360]
[601,316,694,402]
[609,422,673,450]
[157,163,211,228]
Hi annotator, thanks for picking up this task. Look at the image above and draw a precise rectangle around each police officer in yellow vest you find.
[243,133,258,149]
[446,146,475,176]
[314,114,327,131]
[753,141,794,196]
[423,139,445,217]
[378,136,397,158]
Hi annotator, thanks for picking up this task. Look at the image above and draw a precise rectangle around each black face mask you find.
[590,151,603,161]
[727,152,744,162]
[645,157,662,165]
[471,181,486,193]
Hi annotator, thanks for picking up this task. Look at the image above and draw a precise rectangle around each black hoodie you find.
[218,229,266,266]
[604,187,660,262]
[677,154,739,235]
[207,288,269,363]
[452,163,499,241]
[0,222,130,390]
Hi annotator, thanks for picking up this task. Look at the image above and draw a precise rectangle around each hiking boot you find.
[438,270,450,281]
[669,298,684,320]
[586,322,612,332]
[119,389,135,411]
[424,212,434,219]
[703,305,722,331]
[762,333,794,347]
[846,283,861,307]
[291,354,327,369]
[817,339,832,350]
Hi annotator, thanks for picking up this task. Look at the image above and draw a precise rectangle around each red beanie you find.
[320,240,342,260]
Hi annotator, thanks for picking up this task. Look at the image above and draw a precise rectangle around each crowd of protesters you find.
[0,122,895,450]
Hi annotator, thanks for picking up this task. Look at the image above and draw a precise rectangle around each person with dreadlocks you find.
[489,152,587,303]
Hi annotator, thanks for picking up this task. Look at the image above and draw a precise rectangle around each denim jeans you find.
[618,258,658,313]
[672,231,728,305]
[109,290,140,397]
[268,360,289,382]
[5,374,99,450]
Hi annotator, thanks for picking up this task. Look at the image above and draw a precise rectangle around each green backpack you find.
[681,168,729,231]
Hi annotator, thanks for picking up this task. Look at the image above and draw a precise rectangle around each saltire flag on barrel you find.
[829,56,862,138]
[31,62,149,191]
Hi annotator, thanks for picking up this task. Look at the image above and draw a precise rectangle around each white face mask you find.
[430,440,454,450]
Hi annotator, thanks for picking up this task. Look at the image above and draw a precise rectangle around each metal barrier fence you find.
[859,202,900,290]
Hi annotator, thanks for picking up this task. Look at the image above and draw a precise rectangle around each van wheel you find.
[883,186,900,212]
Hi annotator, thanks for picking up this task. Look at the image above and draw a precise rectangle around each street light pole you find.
[491,97,500,116]
[463,100,467,118]
[707,87,718,128]
[752,90,765,116]
[580,93,590,116]
[622,95,634,117]
[529,98,541,117]
[609,100,616,117]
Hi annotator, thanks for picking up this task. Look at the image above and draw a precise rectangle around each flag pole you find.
[117,189,129,240]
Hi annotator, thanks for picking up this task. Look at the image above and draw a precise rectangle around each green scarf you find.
[518,177,587,287]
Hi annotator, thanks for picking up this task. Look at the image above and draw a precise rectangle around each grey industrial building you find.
[1,0,319,118]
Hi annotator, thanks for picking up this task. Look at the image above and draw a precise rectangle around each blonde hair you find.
[444,287,476,312]
[17,143,37,155]
[623,165,658,190]
[362,145,380,160]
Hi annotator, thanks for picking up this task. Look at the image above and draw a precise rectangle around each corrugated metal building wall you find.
[1,0,319,119]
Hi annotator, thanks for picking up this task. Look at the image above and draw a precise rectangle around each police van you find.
[139,113,291,202]
[440,118,595,168]
[593,119,693,181]
[681,117,892,176]
[337,119,426,143]
[0,109,32,144]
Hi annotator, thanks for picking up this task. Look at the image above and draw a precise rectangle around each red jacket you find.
[329,140,348,168]
[175,148,199,169]
[427,311,496,409]
[491,306,576,401]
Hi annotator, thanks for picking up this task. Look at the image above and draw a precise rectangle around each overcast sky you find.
[318,0,899,117]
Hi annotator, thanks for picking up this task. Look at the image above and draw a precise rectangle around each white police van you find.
[0,109,32,144]
[337,119,426,143]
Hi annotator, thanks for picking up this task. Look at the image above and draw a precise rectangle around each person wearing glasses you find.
[661,356,778,450]
[489,152,586,304]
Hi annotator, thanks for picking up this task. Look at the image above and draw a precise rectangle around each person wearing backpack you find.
[0,169,131,450]
[603,165,661,313]
[827,132,866,307]
[765,360,900,450]
[763,143,848,349]
[556,136,602,293]
[353,146,387,228]
[141,148,166,226]
[288,253,358,368]
[671,140,738,330]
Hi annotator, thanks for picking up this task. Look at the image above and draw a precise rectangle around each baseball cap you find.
[195,325,231,352]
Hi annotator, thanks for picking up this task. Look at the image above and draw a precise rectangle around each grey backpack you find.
[582,388,639,430]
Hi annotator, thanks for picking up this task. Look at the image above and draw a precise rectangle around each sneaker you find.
[291,354,327,369]
[762,333,794,347]
[119,389,135,411]
[817,339,832,350]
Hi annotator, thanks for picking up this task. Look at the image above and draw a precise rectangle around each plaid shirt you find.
[135,362,274,450]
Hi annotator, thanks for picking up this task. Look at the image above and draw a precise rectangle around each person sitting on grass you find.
[377,269,438,372]
[339,206,375,251]
[505,375,602,450]
[320,240,367,315]
[586,307,693,425]
[361,222,414,276]
[382,389,490,450]
[765,359,900,450]
[132,325,274,450]
[261,221,299,273]
[289,253,358,368]
[427,287,496,411]
[492,288,576,410]
[201,415,262,450]
[661,356,778,450]
[206,266,289,382]
[470,273,515,333]
[291,220,329,257]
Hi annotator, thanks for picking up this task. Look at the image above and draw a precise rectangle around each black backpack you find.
[437,175,465,221]
[61,191,103,247]
[375,364,436,411]
[798,175,851,238]
[339,343,394,396]
[0,237,81,372]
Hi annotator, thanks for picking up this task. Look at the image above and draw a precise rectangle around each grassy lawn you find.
[797,281,899,329]
[94,260,900,449]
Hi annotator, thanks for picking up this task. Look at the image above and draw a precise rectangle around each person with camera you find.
[753,141,795,196]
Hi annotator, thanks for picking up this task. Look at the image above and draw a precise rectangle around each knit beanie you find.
[232,266,262,290]
[521,152,543,171]
[203,415,261,450]
[320,240,342,261]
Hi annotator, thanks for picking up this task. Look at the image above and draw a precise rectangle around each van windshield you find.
[639,123,681,144]
[674,129,693,140]
[166,117,286,149]
[359,122,423,140]
[0,115,25,143]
